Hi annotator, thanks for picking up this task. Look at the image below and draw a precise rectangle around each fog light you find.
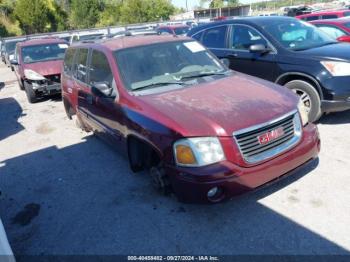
[207,187,224,202]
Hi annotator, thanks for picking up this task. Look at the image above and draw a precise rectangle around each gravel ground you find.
[0,63,350,256]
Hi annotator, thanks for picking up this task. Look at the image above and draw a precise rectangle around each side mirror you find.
[91,82,113,97]
[249,44,270,54]
[337,35,350,43]
[10,59,18,65]
[220,58,230,67]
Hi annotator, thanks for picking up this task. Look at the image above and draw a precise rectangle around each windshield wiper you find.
[178,71,227,81]
[131,81,185,92]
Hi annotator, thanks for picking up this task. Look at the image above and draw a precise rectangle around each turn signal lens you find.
[175,145,197,165]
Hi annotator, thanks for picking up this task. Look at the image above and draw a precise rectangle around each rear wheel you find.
[24,82,38,103]
[284,80,322,122]
[19,79,24,90]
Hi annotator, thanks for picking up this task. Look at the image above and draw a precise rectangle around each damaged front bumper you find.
[31,80,61,95]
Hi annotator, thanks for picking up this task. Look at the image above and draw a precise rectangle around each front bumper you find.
[32,82,61,95]
[166,124,320,203]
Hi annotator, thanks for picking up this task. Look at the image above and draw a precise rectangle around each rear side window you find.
[306,16,319,21]
[192,31,203,41]
[63,48,76,75]
[73,48,88,83]
[202,26,227,48]
[231,25,267,50]
[322,15,338,19]
[89,50,114,88]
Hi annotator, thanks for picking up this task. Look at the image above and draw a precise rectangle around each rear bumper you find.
[166,124,320,203]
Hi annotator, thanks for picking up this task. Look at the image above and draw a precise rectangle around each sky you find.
[172,0,256,10]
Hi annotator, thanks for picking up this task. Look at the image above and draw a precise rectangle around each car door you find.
[225,24,278,81]
[199,25,230,61]
[79,49,123,145]
[73,48,92,127]
[13,46,21,81]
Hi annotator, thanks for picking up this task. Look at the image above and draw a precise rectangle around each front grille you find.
[46,74,61,84]
[233,111,302,164]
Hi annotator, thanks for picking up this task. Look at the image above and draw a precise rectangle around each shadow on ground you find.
[0,98,25,141]
[319,110,350,125]
[0,135,348,256]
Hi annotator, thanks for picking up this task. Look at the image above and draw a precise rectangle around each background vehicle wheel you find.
[24,82,38,103]
[284,80,322,122]
[149,166,171,195]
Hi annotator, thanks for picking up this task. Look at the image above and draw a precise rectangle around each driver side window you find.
[231,25,267,51]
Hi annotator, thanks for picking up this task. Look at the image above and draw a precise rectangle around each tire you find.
[24,82,38,103]
[284,80,322,122]
[19,79,24,90]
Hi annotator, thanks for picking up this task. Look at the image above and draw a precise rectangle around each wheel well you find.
[276,74,323,100]
[127,136,161,173]
[63,98,75,119]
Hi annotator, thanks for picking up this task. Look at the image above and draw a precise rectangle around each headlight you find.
[174,137,225,167]
[321,61,350,76]
[24,69,46,81]
[9,54,14,60]
[298,100,309,126]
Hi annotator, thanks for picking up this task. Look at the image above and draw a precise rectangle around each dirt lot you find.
[1,62,350,256]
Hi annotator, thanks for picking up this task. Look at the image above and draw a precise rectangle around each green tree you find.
[69,0,102,29]
[120,0,175,24]
[98,1,122,26]
[226,0,239,7]
[14,0,51,34]
[209,0,224,8]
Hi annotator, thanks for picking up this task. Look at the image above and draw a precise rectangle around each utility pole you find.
[186,0,189,11]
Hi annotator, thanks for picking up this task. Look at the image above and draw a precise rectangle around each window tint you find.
[322,15,338,19]
[231,25,267,50]
[202,26,227,48]
[89,50,114,88]
[317,25,346,39]
[306,16,319,21]
[73,48,88,83]
[63,48,76,75]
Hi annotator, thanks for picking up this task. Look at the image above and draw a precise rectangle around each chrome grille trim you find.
[233,110,302,164]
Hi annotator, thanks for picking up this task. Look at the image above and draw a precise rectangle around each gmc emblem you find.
[257,127,285,145]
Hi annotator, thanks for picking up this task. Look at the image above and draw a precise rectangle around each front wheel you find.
[24,82,38,103]
[284,80,322,122]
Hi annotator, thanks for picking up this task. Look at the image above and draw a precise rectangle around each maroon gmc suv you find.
[61,35,320,203]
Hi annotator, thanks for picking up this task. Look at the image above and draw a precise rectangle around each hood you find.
[23,60,63,76]
[137,73,298,137]
[297,43,350,61]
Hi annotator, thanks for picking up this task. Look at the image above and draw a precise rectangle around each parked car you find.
[2,38,25,67]
[61,35,320,203]
[296,10,350,21]
[113,30,158,38]
[11,38,69,103]
[310,18,350,42]
[157,25,190,36]
[188,16,350,122]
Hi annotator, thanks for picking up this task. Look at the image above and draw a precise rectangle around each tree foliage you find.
[69,0,103,29]
[14,0,51,34]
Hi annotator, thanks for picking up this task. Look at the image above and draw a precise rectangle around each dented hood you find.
[23,60,63,76]
[138,73,298,137]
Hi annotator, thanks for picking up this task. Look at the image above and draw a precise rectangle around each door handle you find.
[227,53,238,58]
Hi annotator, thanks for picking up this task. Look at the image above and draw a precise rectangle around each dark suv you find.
[61,35,320,203]
[188,16,350,122]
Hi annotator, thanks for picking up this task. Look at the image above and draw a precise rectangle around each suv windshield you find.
[5,41,21,53]
[114,41,226,92]
[174,27,190,35]
[263,19,337,50]
[22,43,68,64]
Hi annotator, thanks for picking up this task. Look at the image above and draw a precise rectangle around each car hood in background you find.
[137,73,298,137]
[297,43,350,61]
[23,60,63,76]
